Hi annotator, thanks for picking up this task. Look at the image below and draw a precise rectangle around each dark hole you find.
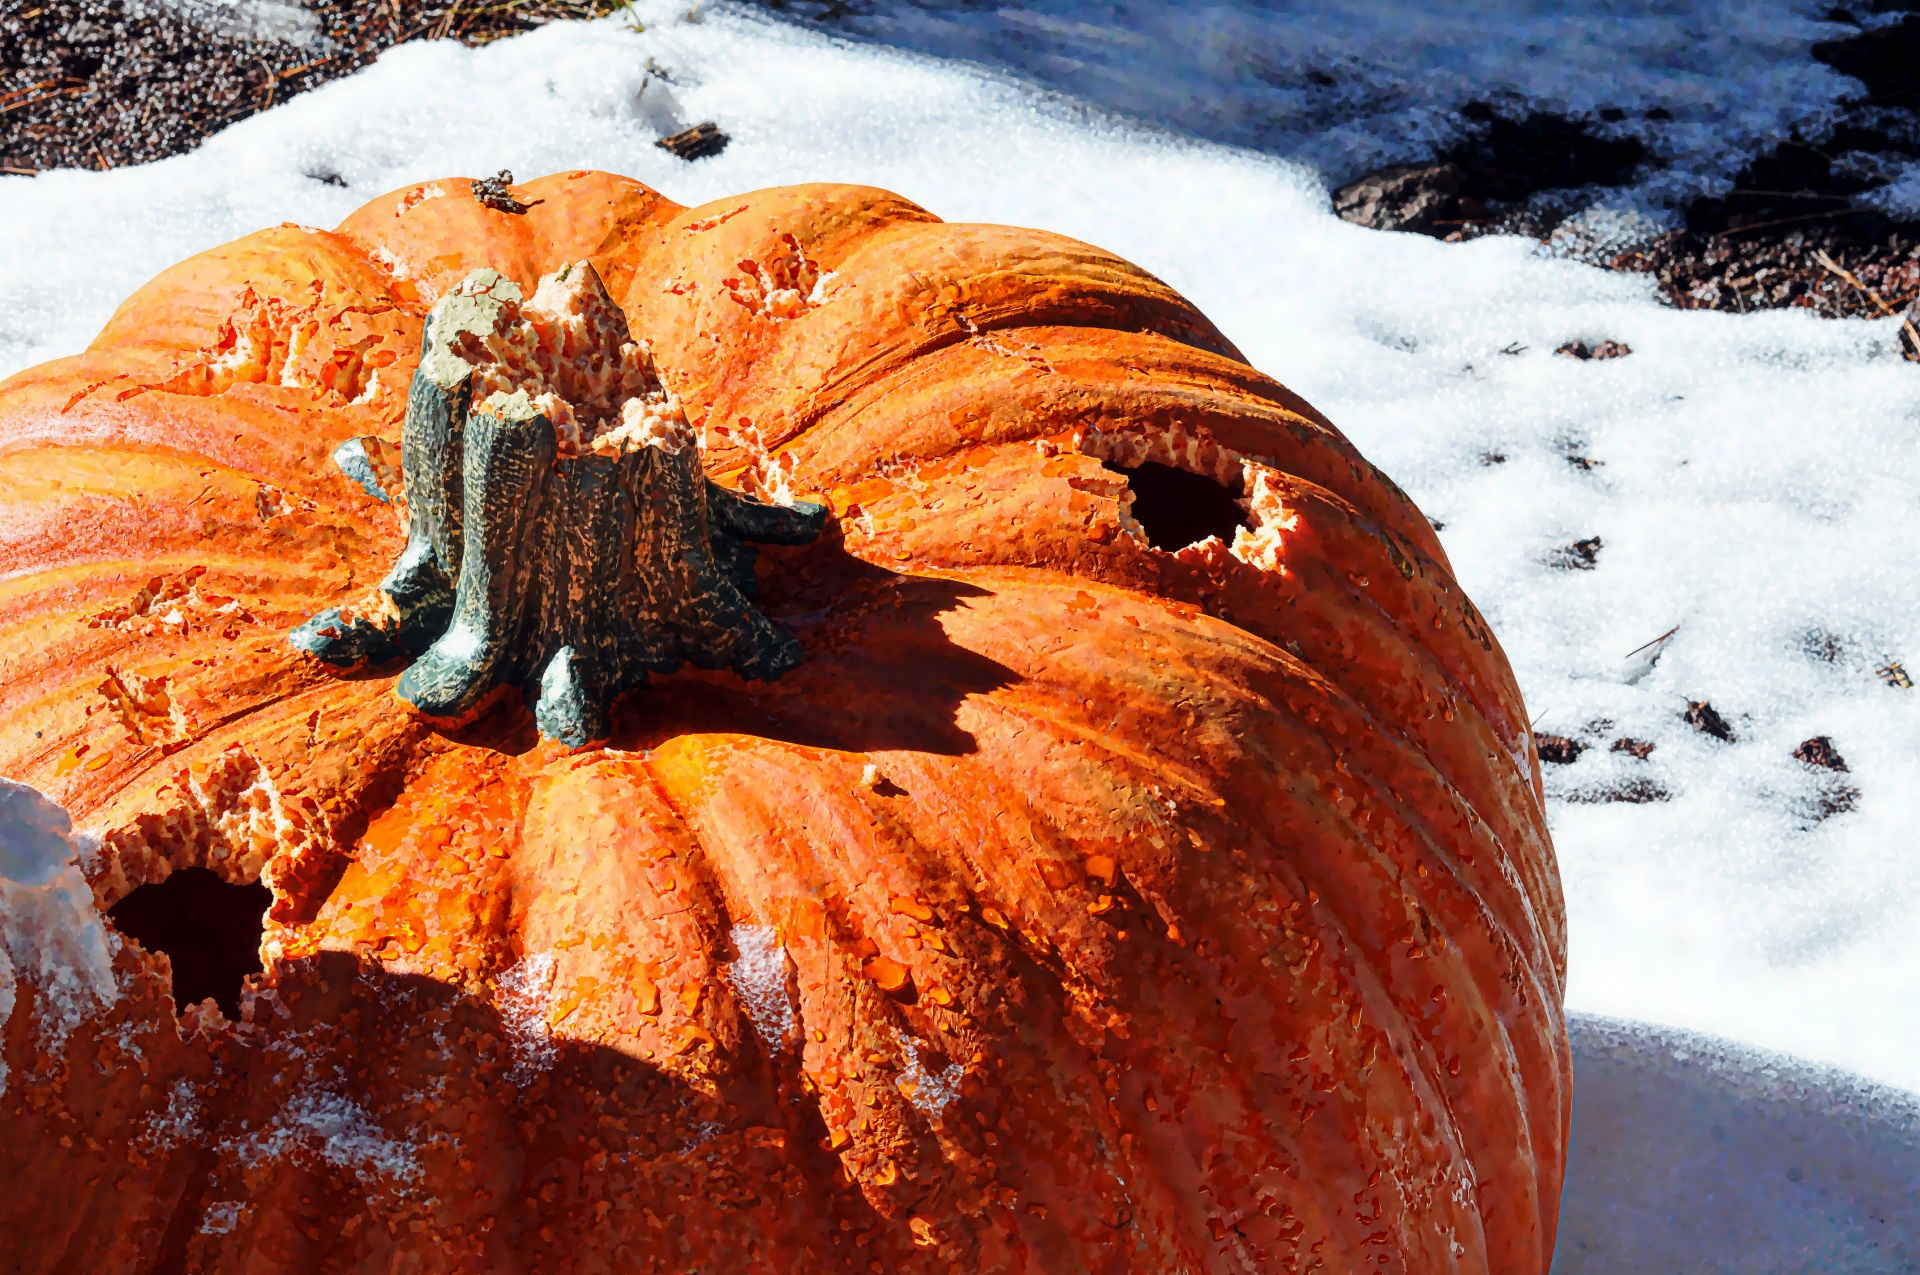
[1103,460,1246,551]
[107,868,272,1020]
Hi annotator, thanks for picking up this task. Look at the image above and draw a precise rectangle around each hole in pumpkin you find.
[1103,459,1247,551]
[107,868,272,1020]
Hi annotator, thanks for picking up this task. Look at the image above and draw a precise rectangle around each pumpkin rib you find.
[643,734,1311,1269]
[889,562,1558,991]
[881,508,1531,843]
[871,698,1482,1267]
[955,648,1550,1201]
[620,199,1246,464]
[916,581,1562,1271]
[926,715,1490,1272]
[811,432,1489,752]
[773,326,1451,576]
[822,430,1551,958]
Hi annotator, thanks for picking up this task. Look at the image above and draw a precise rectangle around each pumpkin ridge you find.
[921,591,1566,1251]
[883,562,1533,867]
[936,760,1489,1267]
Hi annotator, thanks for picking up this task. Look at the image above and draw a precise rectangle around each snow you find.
[893,1027,966,1118]
[0,779,119,1096]
[139,1077,206,1154]
[235,1088,423,1185]
[137,0,324,47]
[199,1200,244,1235]
[723,923,795,1051]
[0,1,1916,1262]
[1557,1012,1920,1272]
[493,950,558,1085]
[766,0,1864,213]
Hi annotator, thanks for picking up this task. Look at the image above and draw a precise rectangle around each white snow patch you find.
[893,1027,964,1117]
[723,923,794,1051]
[132,0,324,46]
[494,951,557,1086]
[238,1088,422,1185]
[1557,1013,1920,1271]
[770,0,1869,210]
[0,780,119,1095]
[140,1077,206,1154]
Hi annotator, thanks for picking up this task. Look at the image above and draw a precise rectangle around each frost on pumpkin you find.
[290,262,827,748]
[723,924,796,1052]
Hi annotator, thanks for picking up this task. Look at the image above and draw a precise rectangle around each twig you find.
[0,84,83,117]
[0,78,66,108]
[277,54,343,79]
[1623,625,1680,660]
[1814,248,1920,358]
[1712,208,1853,239]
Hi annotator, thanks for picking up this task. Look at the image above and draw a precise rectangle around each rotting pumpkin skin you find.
[0,171,1567,1274]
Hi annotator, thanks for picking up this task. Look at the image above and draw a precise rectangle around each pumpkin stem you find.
[290,262,823,747]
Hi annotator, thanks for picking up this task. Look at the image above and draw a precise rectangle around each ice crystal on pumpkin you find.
[495,951,558,1086]
[234,1089,422,1187]
[724,924,795,1051]
[893,1028,965,1117]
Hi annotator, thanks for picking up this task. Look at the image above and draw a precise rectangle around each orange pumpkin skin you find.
[0,173,1567,1273]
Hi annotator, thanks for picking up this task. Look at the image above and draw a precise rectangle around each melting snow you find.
[199,1200,244,1235]
[494,951,558,1086]
[723,923,794,1051]
[893,1028,965,1117]
[0,779,119,1096]
[136,0,324,47]
[140,1077,206,1154]
[236,1088,422,1185]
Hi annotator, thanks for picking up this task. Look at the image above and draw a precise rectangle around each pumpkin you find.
[0,171,1568,1273]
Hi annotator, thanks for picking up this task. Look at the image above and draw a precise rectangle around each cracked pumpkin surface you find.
[0,172,1567,1274]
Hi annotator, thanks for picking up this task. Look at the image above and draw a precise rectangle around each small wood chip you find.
[1792,735,1848,772]
[1683,700,1735,741]
[657,121,729,161]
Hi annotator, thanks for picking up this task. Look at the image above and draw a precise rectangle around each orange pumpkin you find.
[0,171,1567,1273]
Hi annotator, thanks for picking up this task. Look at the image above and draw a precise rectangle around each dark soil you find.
[0,0,625,175]
[1612,129,1920,330]
[1332,14,1920,338]
[1447,111,1920,331]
